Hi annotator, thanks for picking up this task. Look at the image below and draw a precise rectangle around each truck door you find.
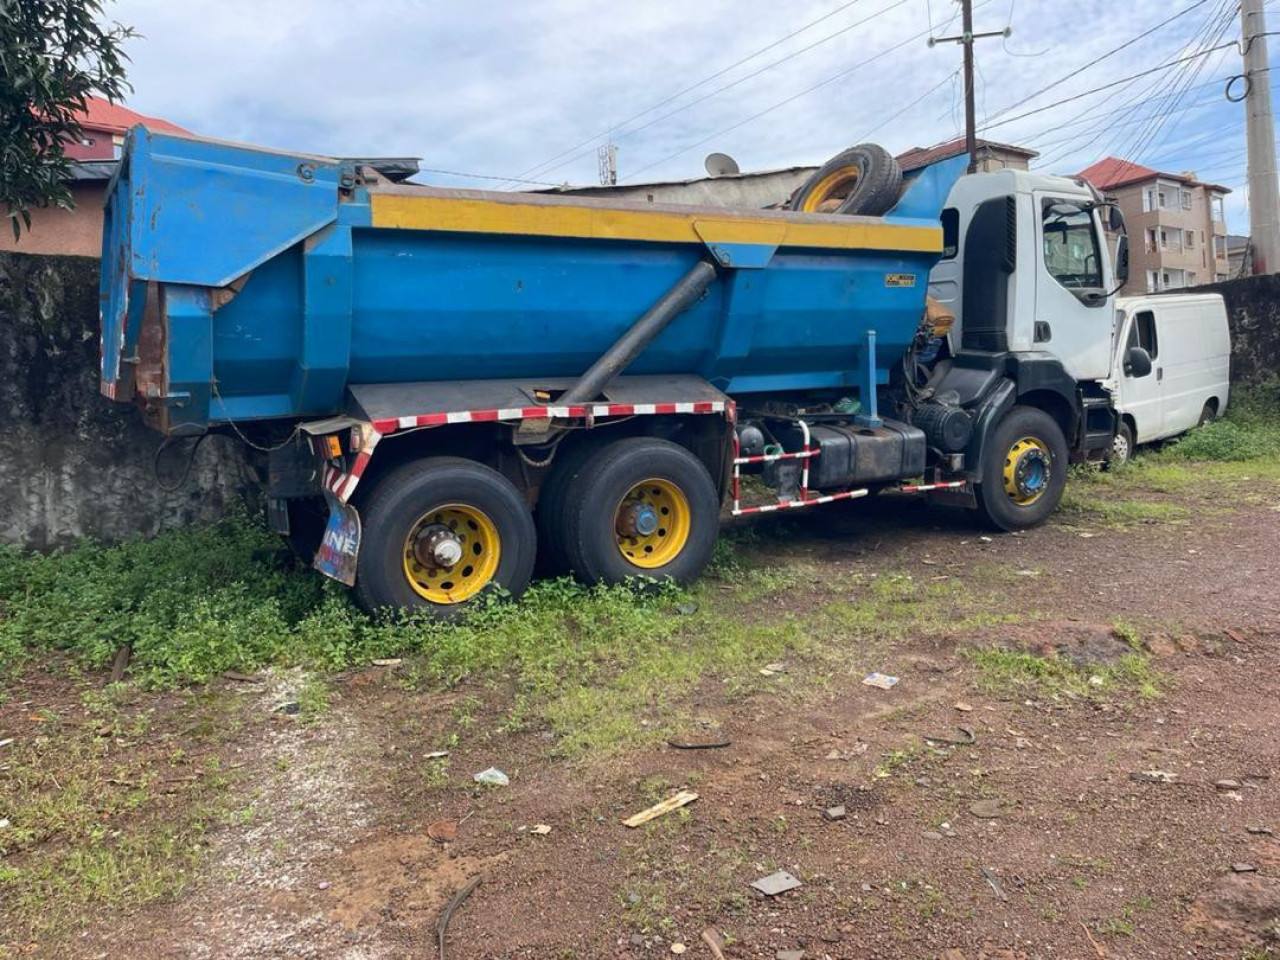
[1119,308,1163,442]
[1034,193,1113,381]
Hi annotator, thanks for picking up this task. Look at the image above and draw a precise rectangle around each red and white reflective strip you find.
[897,480,967,493]
[370,400,727,435]
[733,449,819,466]
[328,399,729,504]
[732,488,869,516]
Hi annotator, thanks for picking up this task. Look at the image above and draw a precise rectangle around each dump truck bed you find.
[100,129,958,435]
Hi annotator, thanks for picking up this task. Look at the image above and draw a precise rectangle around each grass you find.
[0,685,243,946]
[964,642,1162,701]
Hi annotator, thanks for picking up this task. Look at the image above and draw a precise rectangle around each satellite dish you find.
[704,152,741,178]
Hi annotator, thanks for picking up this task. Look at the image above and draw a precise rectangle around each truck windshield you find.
[1042,204,1103,290]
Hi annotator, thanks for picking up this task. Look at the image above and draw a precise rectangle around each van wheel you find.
[561,438,720,587]
[976,406,1068,531]
[1197,402,1217,427]
[1107,422,1134,469]
[354,457,536,618]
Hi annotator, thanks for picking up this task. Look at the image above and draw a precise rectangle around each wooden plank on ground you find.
[622,790,698,828]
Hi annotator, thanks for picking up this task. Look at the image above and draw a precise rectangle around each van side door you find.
[1119,308,1163,442]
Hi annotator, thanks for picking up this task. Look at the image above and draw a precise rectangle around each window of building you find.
[1146,269,1159,292]
[1158,189,1168,208]
[1127,310,1159,359]
[1042,201,1103,290]
[1188,271,1197,285]
[1181,190,1192,210]
[1144,189,1155,213]
[1146,227,1158,252]
[1185,230,1195,248]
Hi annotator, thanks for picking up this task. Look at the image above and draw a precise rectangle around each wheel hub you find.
[616,501,661,538]
[413,524,464,569]
[1003,438,1052,505]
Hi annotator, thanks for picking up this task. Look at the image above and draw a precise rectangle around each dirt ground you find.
[5,476,1280,960]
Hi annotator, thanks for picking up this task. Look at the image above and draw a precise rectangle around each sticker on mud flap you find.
[314,491,361,586]
[884,273,917,288]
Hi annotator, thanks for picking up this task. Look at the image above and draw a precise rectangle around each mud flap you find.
[314,491,361,586]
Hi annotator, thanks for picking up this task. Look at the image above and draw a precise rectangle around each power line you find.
[507,0,892,186]
[857,69,960,141]
[621,7,987,183]
[1001,0,1049,57]
[978,41,1239,132]
[981,0,1212,127]
[417,167,565,187]
[520,0,912,186]
[1032,0,1234,168]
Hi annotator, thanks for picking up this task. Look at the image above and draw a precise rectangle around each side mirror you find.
[1125,346,1153,378]
[1109,205,1125,232]
[1116,234,1130,285]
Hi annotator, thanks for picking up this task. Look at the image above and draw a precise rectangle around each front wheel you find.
[560,437,720,587]
[976,406,1069,532]
[1106,421,1134,469]
[354,457,536,618]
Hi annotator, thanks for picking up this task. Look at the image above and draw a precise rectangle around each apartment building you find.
[1078,157,1230,296]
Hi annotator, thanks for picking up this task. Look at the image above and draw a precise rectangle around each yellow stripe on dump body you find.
[368,190,942,254]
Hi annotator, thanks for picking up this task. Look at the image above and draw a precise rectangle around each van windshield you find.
[1042,204,1103,290]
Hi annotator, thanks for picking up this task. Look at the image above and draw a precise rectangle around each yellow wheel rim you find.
[1002,437,1052,506]
[799,167,862,213]
[614,478,691,569]
[402,504,501,604]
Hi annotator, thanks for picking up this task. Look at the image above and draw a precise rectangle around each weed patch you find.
[964,645,1161,701]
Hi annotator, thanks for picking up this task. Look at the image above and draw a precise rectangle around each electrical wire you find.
[521,0,913,185]
[622,1,995,183]
[417,167,565,187]
[858,69,960,141]
[1031,0,1236,169]
[1000,0,1050,57]
[980,0,1212,127]
[978,41,1239,132]
[506,0,876,186]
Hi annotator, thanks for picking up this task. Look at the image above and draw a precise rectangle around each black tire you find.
[535,437,606,576]
[560,437,720,587]
[1106,421,1134,469]
[789,143,903,217]
[1197,401,1217,426]
[976,406,1069,532]
[353,457,536,618]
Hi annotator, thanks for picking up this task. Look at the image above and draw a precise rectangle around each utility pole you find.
[1242,0,1279,274]
[930,0,1011,174]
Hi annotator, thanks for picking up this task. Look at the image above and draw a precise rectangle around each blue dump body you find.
[100,130,965,434]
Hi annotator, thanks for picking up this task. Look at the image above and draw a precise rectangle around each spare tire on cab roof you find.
[789,143,904,217]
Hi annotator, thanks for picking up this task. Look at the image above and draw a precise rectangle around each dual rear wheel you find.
[354,439,719,617]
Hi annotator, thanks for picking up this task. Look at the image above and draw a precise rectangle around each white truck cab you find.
[928,169,1118,382]
[1107,292,1231,463]
[915,168,1126,488]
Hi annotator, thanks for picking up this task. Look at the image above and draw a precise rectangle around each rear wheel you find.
[535,438,605,576]
[976,406,1069,531]
[354,457,536,618]
[1198,401,1217,426]
[561,437,720,587]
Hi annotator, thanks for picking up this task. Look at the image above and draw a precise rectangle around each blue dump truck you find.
[100,130,1134,616]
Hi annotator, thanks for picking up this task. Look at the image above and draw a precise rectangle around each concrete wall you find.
[1199,273,1280,386]
[0,182,107,258]
[0,252,254,551]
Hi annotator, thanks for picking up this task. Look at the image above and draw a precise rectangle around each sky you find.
[109,0,1277,233]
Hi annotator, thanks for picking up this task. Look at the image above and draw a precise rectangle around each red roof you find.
[75,95,190,137]
[1077,157,1160,191]
[1078,155,1230,194]
[896,137,1037,172]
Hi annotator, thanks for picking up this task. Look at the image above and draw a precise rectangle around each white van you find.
[1109,292,1231,464]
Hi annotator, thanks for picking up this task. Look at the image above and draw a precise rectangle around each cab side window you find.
[1041,201,1103,290]
[1127,310,1158,358]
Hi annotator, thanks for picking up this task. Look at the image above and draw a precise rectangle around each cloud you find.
[111,0,1267,230]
